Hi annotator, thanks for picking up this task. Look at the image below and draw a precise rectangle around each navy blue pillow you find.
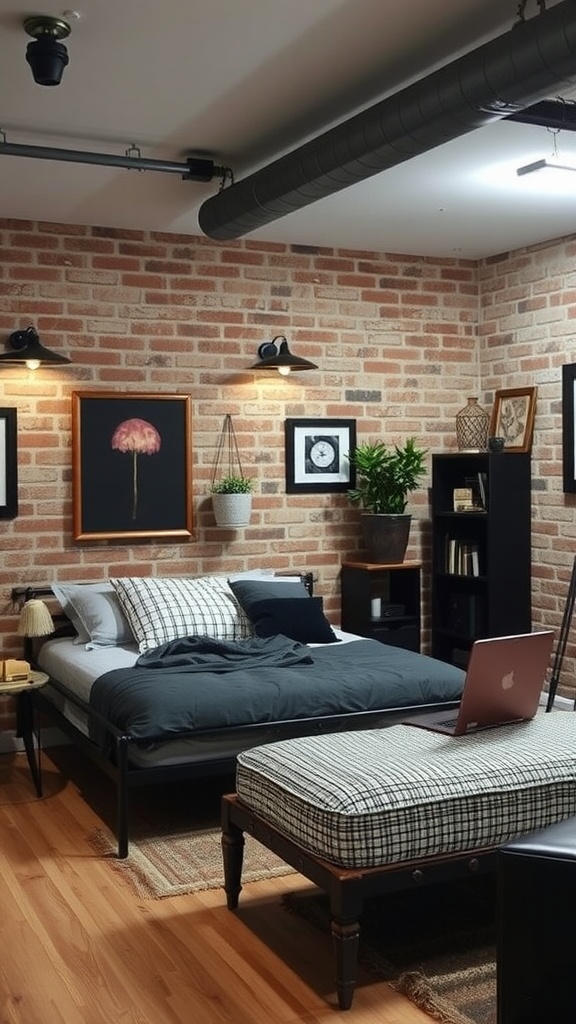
[228,578,309,611]
[246,596,338,644]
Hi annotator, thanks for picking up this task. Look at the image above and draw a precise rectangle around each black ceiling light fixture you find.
[0,327,72,369]
[251,337,318,375]
[24,15,72,87]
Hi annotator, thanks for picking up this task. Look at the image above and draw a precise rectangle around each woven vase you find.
[455,397,489,452]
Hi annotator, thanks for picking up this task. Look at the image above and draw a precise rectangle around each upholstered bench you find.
[221,713,576,1010]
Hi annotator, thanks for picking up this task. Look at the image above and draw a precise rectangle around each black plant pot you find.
[360,513,411,564]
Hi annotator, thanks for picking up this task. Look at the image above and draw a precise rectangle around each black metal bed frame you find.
[11,578,460,859]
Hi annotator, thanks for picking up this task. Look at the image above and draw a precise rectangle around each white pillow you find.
[110,576,253,654]
[52,582,134,649]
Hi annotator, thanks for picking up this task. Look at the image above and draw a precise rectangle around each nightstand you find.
[0,670,48,796]
[340,561,421,651]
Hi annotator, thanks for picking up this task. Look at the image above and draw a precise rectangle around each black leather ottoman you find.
[498,816,576,1024]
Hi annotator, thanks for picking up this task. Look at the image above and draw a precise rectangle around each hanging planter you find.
[210,415,253,528]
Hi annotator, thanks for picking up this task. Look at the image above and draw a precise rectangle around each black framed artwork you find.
[0,407,18,519]
[285,418,356,494]
[72,391,193,540]
[562,364,576,493]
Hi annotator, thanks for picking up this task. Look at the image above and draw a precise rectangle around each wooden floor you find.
[0,748,436,1024]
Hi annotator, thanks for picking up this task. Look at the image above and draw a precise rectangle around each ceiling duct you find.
[199,0,576,241]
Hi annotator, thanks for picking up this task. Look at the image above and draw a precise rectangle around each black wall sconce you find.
[251,336,318,375]
[0,327,72,369]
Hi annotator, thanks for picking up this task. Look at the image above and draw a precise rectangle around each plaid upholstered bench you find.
[221,713,576,1010]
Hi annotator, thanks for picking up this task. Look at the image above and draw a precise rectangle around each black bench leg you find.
[331,916,360,1010]
[221,802,245,909]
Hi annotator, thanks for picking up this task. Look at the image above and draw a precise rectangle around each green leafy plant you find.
[210,474,253,494]
[347,437,427,514]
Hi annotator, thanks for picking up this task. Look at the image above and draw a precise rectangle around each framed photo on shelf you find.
[284,418,356,494]
[562,364,576,493]
[0,407,18,519]
[489,386,537,453]
[72,391,193,541]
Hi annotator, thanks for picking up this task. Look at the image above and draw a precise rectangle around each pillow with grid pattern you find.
[110,576,253,654]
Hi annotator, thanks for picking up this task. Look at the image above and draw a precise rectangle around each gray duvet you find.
[89,634,465,746]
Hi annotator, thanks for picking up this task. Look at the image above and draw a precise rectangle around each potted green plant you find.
[210,474,253,527]
[347,437,427,562]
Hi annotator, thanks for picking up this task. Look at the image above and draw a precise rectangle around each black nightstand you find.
[340,561,421,651]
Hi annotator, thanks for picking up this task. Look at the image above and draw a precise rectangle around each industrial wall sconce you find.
[24,15,71,87]
[251,336,318,375]
[0,327,72,369]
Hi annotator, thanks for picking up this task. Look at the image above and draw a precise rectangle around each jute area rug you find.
[88,819,295,898]
[283,874,498,1024]
[84,775,294,899]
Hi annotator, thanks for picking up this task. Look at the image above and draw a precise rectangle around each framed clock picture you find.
[285,418,356,493]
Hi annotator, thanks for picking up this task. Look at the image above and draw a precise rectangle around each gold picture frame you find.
[489,387,537,453]
[72,391,193,541]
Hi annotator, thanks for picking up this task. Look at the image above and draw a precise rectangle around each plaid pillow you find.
[110,576,253,653]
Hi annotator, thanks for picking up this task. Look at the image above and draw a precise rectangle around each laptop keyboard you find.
[436,717,458,729]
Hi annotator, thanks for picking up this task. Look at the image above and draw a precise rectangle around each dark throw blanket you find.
[136,633,313,672]
[88,635,465,748]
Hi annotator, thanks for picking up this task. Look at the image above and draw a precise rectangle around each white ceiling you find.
[1,0,576,259]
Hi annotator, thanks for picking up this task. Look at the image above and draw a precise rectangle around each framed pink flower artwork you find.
[72,391,192,541]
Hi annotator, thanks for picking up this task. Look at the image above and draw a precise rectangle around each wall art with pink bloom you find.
[72,392,192,541]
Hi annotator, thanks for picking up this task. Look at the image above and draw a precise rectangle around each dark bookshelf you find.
[431,452,531,666]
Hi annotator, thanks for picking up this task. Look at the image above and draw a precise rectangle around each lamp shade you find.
[17,599,54,638]
[0,326,71,368]
[251,336,317,374]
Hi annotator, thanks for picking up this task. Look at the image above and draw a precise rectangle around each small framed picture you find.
[72,391,193,541]
[284,418,356,494]
[489,387,537,453]
[0,407,18,519]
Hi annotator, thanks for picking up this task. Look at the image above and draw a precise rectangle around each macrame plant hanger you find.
[211,414,244,485]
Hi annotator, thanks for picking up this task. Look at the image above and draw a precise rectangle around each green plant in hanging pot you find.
[210,414,254,528]
[210,475,253,527]
[210,475,253,495]
[347,437,427,563]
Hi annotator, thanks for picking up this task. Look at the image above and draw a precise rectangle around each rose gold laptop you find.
[406,631,555,736]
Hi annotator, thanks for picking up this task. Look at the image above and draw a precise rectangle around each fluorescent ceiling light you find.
[517,158,576,177]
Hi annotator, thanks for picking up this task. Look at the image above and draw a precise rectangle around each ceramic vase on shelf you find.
[455,397,490,452]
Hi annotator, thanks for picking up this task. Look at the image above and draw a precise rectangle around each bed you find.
[19,571,465,857]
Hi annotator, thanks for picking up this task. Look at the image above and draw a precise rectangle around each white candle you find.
[371,597,381,618]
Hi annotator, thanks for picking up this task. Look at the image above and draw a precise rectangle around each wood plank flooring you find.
[0,749,435,1024]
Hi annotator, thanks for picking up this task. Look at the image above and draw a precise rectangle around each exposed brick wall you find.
[0,217,574,729]
[479,236,576,697]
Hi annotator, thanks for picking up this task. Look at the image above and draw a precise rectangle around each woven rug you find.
[88,822,295,898]
[283,875,498,1024]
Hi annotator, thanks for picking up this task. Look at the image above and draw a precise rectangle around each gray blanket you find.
[89,635,465,747]
[136,633,314,671]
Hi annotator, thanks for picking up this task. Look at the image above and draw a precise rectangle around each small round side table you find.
[0,670,48,796]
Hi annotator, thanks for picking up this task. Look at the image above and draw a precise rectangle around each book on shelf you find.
[444,535,481,576]
[453,486,475,511]
[477,472,488,510]
[460,474,487,511]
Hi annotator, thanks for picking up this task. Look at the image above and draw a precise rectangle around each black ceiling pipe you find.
[199,0,576,240]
